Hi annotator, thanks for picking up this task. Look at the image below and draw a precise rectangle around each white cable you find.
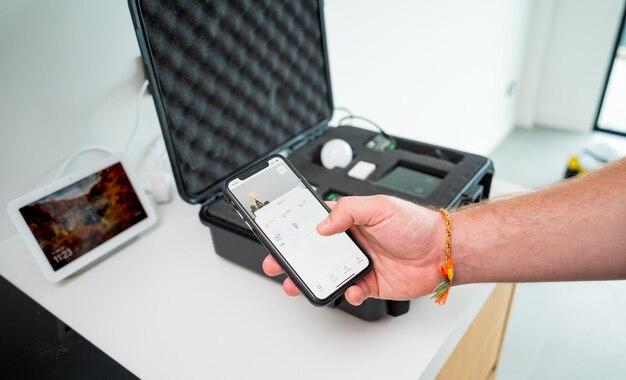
[54,145,115,179]
[124,79,150,153]
[53,80,150,180]
[331,107,353,127]
[137,134,168,173]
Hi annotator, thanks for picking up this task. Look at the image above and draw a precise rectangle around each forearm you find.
[453,158,626,285]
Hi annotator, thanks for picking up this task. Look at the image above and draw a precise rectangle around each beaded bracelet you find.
[432,208,454,305]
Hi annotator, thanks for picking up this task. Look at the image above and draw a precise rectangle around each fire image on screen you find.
[19,163,147,271]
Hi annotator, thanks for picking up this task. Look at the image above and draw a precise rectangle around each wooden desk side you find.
[437,283,516,380]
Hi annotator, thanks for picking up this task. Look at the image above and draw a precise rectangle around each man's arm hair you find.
[453,157,626,285]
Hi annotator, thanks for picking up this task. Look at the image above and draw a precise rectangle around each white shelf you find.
[0,178,523,379]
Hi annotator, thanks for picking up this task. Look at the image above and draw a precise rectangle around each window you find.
[596,10,626,136]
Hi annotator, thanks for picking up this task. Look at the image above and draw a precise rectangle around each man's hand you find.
[262,195,444,306]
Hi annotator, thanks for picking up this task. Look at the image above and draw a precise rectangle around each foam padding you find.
[139,0,332,201]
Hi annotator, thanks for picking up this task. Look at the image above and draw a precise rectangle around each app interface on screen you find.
[228,158,369,299]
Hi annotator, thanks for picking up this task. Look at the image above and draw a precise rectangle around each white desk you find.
[0,179,523,380]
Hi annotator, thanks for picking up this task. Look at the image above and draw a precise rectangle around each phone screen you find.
[226,157,370,300]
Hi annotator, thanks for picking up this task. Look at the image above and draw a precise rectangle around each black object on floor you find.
[0,275,138,380]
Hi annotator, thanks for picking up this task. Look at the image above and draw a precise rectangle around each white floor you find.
[488,126,593,189]
[490,126,626,379]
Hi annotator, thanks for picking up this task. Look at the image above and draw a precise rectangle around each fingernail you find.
[317,217,330,232]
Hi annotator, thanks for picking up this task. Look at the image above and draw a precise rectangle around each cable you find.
[139,134,169,173]
[333,107,353,120]
[124,79,150,153]
[337,114,396,143]
[54,80,150,179]
[54,145,115,179]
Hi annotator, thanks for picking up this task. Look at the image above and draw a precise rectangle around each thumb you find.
[316,195,388,236]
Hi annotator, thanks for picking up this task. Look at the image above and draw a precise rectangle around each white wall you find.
[0,1,162,241]
[516,0,625,131]
[325,0,531,155]
[0,0,533,241]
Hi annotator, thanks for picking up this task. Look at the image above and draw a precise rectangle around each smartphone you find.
[223,154,373,306]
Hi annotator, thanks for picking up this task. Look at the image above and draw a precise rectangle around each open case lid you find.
[130,0,334,203]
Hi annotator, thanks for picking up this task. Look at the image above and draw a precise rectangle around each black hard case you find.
[129,0,494,321]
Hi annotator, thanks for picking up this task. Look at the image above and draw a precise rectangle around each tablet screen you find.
[18,163,147,271]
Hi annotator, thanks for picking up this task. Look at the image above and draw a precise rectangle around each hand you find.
[262,195,445,306]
